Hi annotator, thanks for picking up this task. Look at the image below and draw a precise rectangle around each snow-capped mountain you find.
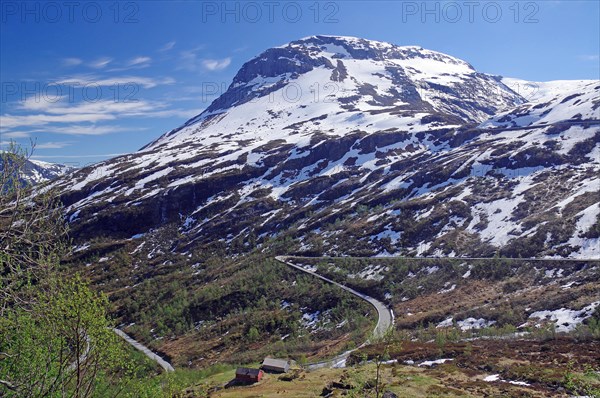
[482,80,599,128]
[148,35,522,151]
[0,157,74,186]
[25,159,74,184]
[51,35,599,259]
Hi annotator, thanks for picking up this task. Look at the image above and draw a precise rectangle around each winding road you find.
[275,256,394,369]
[112,328,175,372]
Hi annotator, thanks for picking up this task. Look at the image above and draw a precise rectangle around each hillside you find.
[51,35,598,259]
[43,35,600,369]
[0,157,74,186]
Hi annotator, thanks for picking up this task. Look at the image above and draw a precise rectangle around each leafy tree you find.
[0,143,131,397]
[247,326,260,342]
[0,276,128,397]
[373,327,395,398]
[1,142,69,315]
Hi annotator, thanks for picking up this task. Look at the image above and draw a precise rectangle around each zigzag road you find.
[275,256,394,369]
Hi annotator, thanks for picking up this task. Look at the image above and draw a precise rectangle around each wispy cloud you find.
[1,131,31,139]
[1,96,196,134]
[89,57,113,69]
[62,57,83,67]
[35,141,74,149]
[178,47,231,72]
[202,58,231,71]
[159,41,176,52]
[107,57,154,72]
[40,125,147,136]
[178,47,205,71]
[127,56,152,67]
[579,54,599,61]
[55,74,175,89]
[2,113,116,130]
[31,153,126,159]
[2,122,149,137]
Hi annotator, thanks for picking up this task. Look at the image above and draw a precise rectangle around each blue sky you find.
[1,0,598,166]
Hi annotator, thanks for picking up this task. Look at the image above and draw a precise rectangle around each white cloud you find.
[202,58,231,71]
[1,131,30,139]
[579,55,599,61]
[127,56,152,67]
[159,41,176,52]
[178,47,231,72]
[1,113,116,130]
[1,96,197,134]
[62,58,83,67]
[178,47,203,71]
[89,57,113,69]
[35,141,73,149]
[31,153,126,159]
[55,74,175,89]
[40,125,147,136]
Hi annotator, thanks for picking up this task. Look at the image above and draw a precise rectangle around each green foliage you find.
[563,362,600,398]
[0,276,130,397]
[247,326,260,342]
[574,311,600,340]
[1,144,158,397]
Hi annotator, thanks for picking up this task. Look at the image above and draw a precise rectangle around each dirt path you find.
[274,256,394,369]
[112,328,175,372]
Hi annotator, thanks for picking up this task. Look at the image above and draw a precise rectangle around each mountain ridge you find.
[41,35,600,372]
[147,35,524,150]
[50,36,599,260]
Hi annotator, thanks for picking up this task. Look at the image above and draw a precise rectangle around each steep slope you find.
[56,36,600,257]
[25,159,74,184]
[500,77,595,102]
[482,80,599,128]
[0,157,74,186]
[149,35,522,151]
[45,35,599,367]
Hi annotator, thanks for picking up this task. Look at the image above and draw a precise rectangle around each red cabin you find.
[235,367,264,383]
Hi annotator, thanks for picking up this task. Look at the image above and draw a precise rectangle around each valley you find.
[2,34,599,397]
[53,36,599,396]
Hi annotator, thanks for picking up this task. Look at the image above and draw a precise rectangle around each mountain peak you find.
[52,34,599,262]
[151,36,520,148]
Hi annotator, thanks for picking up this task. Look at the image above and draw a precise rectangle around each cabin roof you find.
[236,367,262,377]
[262,358,289,368]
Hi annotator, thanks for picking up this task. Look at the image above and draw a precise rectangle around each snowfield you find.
[528,301,600,333]
[47,35,599,260]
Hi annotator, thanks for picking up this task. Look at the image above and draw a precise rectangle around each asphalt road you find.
[112,328,175,372]
[275,255,394,369]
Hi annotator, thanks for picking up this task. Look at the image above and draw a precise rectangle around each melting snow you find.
[528,301,600,332]
[438,284,456,294]
[566,203,600,259]
[560,281,578,290]
[484,373,531,387]
[418,358,453,367]
[457,318,496,331]
[424,266,439,274]
[348,264,388,281]
[437,317,453,328]
[545,268,564,278]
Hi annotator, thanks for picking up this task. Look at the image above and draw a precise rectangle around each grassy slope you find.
[66,239,376,367]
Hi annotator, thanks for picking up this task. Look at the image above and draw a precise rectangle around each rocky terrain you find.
[49,35,599,260]
[0,157,73,186]
[40,35,599,371]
